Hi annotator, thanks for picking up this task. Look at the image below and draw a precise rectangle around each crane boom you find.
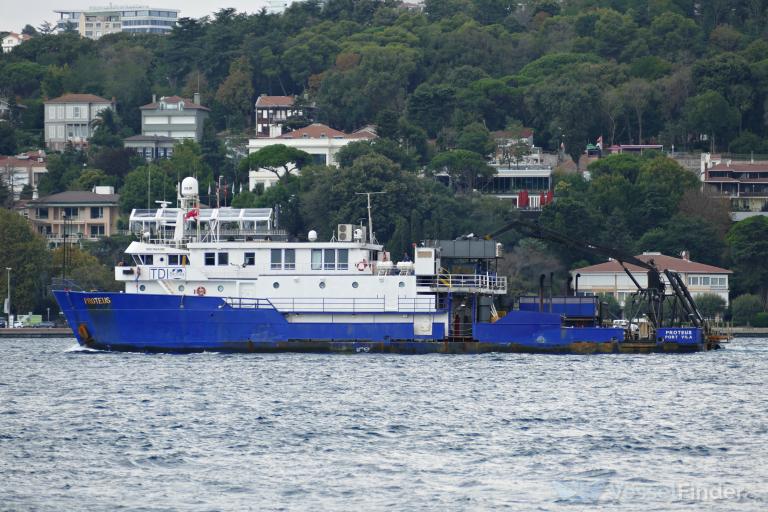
[486,217,706,330]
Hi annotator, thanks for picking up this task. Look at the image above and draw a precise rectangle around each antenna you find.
[355,191,385,244]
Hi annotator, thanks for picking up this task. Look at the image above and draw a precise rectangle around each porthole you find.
[139,285,146,291]
[273,282,280,289]
[398,281,405,288]
[178,285,185,292]
[352,281,359,289]
[319,282,326,289]
[217,285,224,292]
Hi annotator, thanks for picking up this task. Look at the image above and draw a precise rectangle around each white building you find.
[0,151,48,199]
[247,123,376,191]
[2,32,31,53]
[54,5,179,39]
[264,0,327,14]
[572,252,731,307]
[44,93,114,151]
[139,94,209,142]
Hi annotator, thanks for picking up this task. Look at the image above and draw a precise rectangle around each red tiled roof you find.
[140,95,209,111]
[46,93,112,104]
[574,254,731,274]
[29,191,119,205]
[280,123,347,139]
[348,125,377,140]
[256,95,296,107]
[0,151,47,167]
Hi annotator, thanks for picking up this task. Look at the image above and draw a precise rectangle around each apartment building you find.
[27,187,120,246]
[44,93,114,151]
[54,5,179,39]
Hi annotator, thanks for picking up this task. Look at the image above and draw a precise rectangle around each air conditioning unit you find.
[337,224,354,242]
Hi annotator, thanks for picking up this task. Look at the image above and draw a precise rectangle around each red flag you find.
[184,208,199,220]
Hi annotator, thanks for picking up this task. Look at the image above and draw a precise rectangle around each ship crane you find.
[485,217,707,332]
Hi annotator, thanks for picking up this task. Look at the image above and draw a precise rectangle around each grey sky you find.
[2,1,270,33]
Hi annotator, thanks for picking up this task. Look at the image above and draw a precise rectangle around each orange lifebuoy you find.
[356,259,368,271]
[195,286,206,296]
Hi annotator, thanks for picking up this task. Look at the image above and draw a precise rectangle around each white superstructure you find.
[115,178,506,331]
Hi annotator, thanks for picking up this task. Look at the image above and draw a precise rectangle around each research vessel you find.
[53,177,718,354]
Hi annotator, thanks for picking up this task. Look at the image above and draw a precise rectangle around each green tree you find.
[694,293,727,321]
[457,122,495,156]
[51,245,120,292]
[637,214,725,266]
[215,56,255,130]
[0,124,17,154]
[89,108,124,148]
[730,294,763,325]
[119,164,177,213]
[336,139,418,171]
[0,208,51,314]
[428,149,493,194]
[239,145,311,183]
[726,216,768,301]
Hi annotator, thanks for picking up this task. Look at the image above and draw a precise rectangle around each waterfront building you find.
[2,32,31,53]
[572,252,731,307]
[44,93,114,152]
[138,94,209,142]
[27,188,120,246]
[701,154,768,220]
[54,5,179,39]
[0,151,48,200]
[247,123,376,190]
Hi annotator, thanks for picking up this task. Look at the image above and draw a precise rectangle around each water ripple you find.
[0,337,766,511]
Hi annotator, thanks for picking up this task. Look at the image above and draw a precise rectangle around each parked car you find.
[34,321,56,328]
[0,319,6,328]
[13,321,23,328]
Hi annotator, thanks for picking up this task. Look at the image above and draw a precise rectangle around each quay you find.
[0,328,73,338]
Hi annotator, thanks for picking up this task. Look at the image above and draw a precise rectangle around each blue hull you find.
[53,291,708,354]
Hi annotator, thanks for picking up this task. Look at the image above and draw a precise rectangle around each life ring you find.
[195,286,206,296]
[356,259,368,271]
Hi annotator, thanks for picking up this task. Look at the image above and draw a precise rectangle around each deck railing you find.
[224,296,439,313]
[417,273,507,293]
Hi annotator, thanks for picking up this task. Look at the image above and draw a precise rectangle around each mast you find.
[355,191,385,243]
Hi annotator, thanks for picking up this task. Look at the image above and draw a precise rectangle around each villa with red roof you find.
[44,93,115,151]
[246,122,378,190]
[572,252,731,306]
[2,32,31,53]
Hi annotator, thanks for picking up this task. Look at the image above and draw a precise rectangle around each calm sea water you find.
[1,337,767,511]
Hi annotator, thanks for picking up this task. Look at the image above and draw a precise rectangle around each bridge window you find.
[337,249,348,270]
[204,252,215,266]
[324,249,336,270]
[284,249,295,270]
[244,252,255,266]
[271,249,282,269]
[311,249,322,270]
[217,252,229,266]
[312,248,348,270]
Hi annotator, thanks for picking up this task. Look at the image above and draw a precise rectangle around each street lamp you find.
[46,307,50,322]
[5,267,11,328]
